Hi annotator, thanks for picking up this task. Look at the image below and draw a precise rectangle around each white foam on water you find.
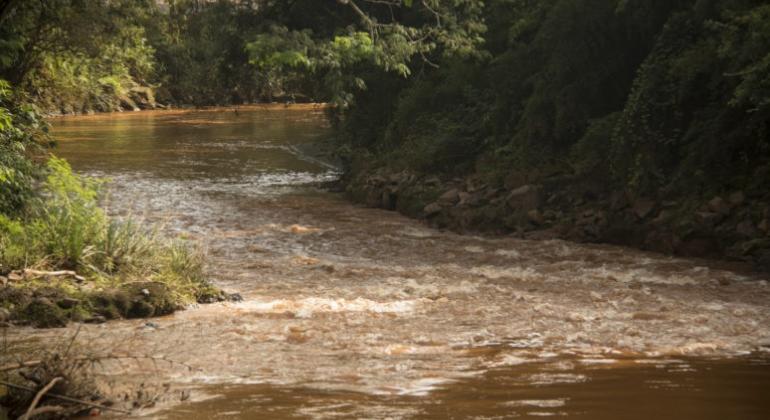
[485,354,534,368]
[470,265,542,280]
[502,399,568,408]
[398,227,438,238]
[381,377,457,397]
[493,249,521,258]
[579,358,619,365]
[236,297,420,318]
[526,373,588,386]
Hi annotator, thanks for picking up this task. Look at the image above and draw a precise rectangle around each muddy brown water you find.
[10,106,770,418]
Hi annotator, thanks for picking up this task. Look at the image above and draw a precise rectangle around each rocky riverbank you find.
[344,168,770,273]
[0,269,236,328]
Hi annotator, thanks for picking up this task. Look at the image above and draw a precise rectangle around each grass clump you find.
[0,157,223,327]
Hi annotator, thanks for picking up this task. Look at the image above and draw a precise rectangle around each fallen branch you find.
[0,360,42,372]
[0,380,130,415]
[19,405,64,418]
[21,269,86,282]
[21,377,61,420]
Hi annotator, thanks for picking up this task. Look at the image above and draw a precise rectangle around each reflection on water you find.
[11,105,769,418]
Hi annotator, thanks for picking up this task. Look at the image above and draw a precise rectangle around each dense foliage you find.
[0,82,217,320]
[1,0,769,265]
[338,0,770,197]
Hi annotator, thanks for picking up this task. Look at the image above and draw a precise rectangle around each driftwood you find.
[20,269,86,283]
[0,380,130,415]
[0,360,43,372]
[21,377,61,420]
[19,405,64,418]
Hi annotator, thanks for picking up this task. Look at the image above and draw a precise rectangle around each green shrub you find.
[0,156,215,310]
[29,157,106,268]
[0,80,47,215]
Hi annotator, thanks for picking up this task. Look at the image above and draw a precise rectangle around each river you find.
[12,106,770,418]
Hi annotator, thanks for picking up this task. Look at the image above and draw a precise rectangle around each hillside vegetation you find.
[337,1,770,270]
[1,0,769,270]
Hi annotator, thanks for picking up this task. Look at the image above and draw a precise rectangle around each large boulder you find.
[708,196,731,216]
[423,202,443,217]
[506,185,541,212]
[632,198,656,220]
[20,298,68,328]
[122,282,179,318]
[438,188,460,205]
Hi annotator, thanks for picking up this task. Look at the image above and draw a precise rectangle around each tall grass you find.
[0,157,214,304]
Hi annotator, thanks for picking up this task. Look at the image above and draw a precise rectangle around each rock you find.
[381,191,396,210]
[122,282,178,318]
[22,298,68,328]
[0,308,9,322]
[367,175,385,186]
[227,293,244,302]
[677,234,721,257]
[506,185,541,212]
[756,251,770,272]
[736,238,770,256]
[144,322,160,329]
[438,188,460,205]
[695,211,723,227]
[652,209,675,225]
[610,191,628,211]
[758,219,769,234]
[57,297,81,309]
[7,271,22,282]
[736,220,757,238]
[729,191,745,206]
[504,171,529,190]
[632,199,655,220]
[708,196,731,216]
[423,202,442,216]
[661,200,678,208]
[460,192,485,207]
[527,209,544,225]
[85,315,107,324]
[128,86,157,109]
[388,172,404,184]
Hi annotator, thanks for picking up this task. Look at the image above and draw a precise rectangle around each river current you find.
[10,106,770,419]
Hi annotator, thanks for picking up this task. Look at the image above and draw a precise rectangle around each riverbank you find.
[343,167,770,273]
[0,158,230,328]
[4,105,770,419]
[44,101,330,119]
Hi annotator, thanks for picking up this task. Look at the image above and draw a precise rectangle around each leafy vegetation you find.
[337,0,770,198]
[0,83,220,327]
[1,0,769,279]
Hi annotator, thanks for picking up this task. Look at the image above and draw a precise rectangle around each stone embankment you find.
[345,169,770,272]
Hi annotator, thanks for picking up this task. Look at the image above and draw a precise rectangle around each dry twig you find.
[21,377,61,420]
[0,380,130,415]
